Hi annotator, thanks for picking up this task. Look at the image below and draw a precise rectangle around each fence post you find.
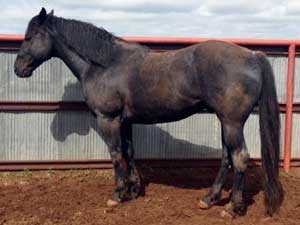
[283,43,295,172]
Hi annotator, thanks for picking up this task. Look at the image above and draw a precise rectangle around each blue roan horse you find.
[14,8,283,217]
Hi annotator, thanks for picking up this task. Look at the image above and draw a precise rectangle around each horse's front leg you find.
[121,123,141,199]
[96,115,132,206]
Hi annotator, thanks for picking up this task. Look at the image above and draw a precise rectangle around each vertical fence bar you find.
[283,43,295,172]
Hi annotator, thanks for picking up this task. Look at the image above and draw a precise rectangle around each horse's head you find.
[14,8,54,78]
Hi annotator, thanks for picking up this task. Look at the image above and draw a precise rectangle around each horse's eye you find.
[25,36,32,41]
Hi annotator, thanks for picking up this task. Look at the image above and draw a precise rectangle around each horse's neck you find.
[52,35,146,80]
[114,39,147,56]
[53,36,90,80]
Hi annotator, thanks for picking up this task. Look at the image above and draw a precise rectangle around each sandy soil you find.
[0,166,299,225]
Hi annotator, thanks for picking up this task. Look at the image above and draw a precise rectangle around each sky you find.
[1,0,300,39]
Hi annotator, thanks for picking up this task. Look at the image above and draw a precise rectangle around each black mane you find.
[50,16,117,67]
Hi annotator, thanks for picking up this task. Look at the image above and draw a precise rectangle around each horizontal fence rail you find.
[0,34,299,172]
[0,101,299,112]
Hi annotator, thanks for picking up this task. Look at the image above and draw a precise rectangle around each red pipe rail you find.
[2,34,300,45]
[284,44,296,172]
[0,34,299,172]
[124,36,300,46]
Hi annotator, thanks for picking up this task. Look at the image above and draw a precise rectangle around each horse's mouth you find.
[21,68,33,77]
[15,67,33,78]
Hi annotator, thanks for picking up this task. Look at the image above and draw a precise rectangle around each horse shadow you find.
[50,82,262,210]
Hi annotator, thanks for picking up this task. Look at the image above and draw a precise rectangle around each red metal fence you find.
[0,34,299,172]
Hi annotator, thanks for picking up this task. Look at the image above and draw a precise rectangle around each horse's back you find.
[124,40,263,123]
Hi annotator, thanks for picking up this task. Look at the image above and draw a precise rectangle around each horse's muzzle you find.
[14,61,33,78]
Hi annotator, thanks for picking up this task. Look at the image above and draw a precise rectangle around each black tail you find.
[256,52,283,215]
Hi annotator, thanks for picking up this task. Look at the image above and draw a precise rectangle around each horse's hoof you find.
[220,202,237,218]
[129,184,141,199]
[106,199,120,207]
[198,199,210,209]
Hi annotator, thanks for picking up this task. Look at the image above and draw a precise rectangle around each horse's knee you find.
[232,149,249,172]
[111,150,126,165]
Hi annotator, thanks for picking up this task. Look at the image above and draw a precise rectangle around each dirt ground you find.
[0,166,299,225]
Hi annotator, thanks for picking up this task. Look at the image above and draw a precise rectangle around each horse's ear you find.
[48,9,54,17]
[38,7,47,22]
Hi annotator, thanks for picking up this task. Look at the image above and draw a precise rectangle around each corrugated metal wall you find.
[292,56,300,158]
[0,53,82,101]
[0,52,297,160]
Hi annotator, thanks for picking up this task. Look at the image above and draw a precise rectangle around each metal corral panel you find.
[0,52,288,103]
[268,55,287,103]
[294,56,300,102]
[0,51,293,161]
[0,112,222,160]
[0,52,83,101]
[0,112,109,160]
[133,114,222,159]
[243,113,285,158]
[292,114,300,158]
[0,111,287,160]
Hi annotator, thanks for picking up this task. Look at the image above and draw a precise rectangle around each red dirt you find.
[0,167,299,225]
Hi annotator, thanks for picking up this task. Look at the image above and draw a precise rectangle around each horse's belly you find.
[127,99,208,124]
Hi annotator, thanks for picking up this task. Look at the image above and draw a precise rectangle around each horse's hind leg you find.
[199,126,232,209]
[220,122,249,217]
